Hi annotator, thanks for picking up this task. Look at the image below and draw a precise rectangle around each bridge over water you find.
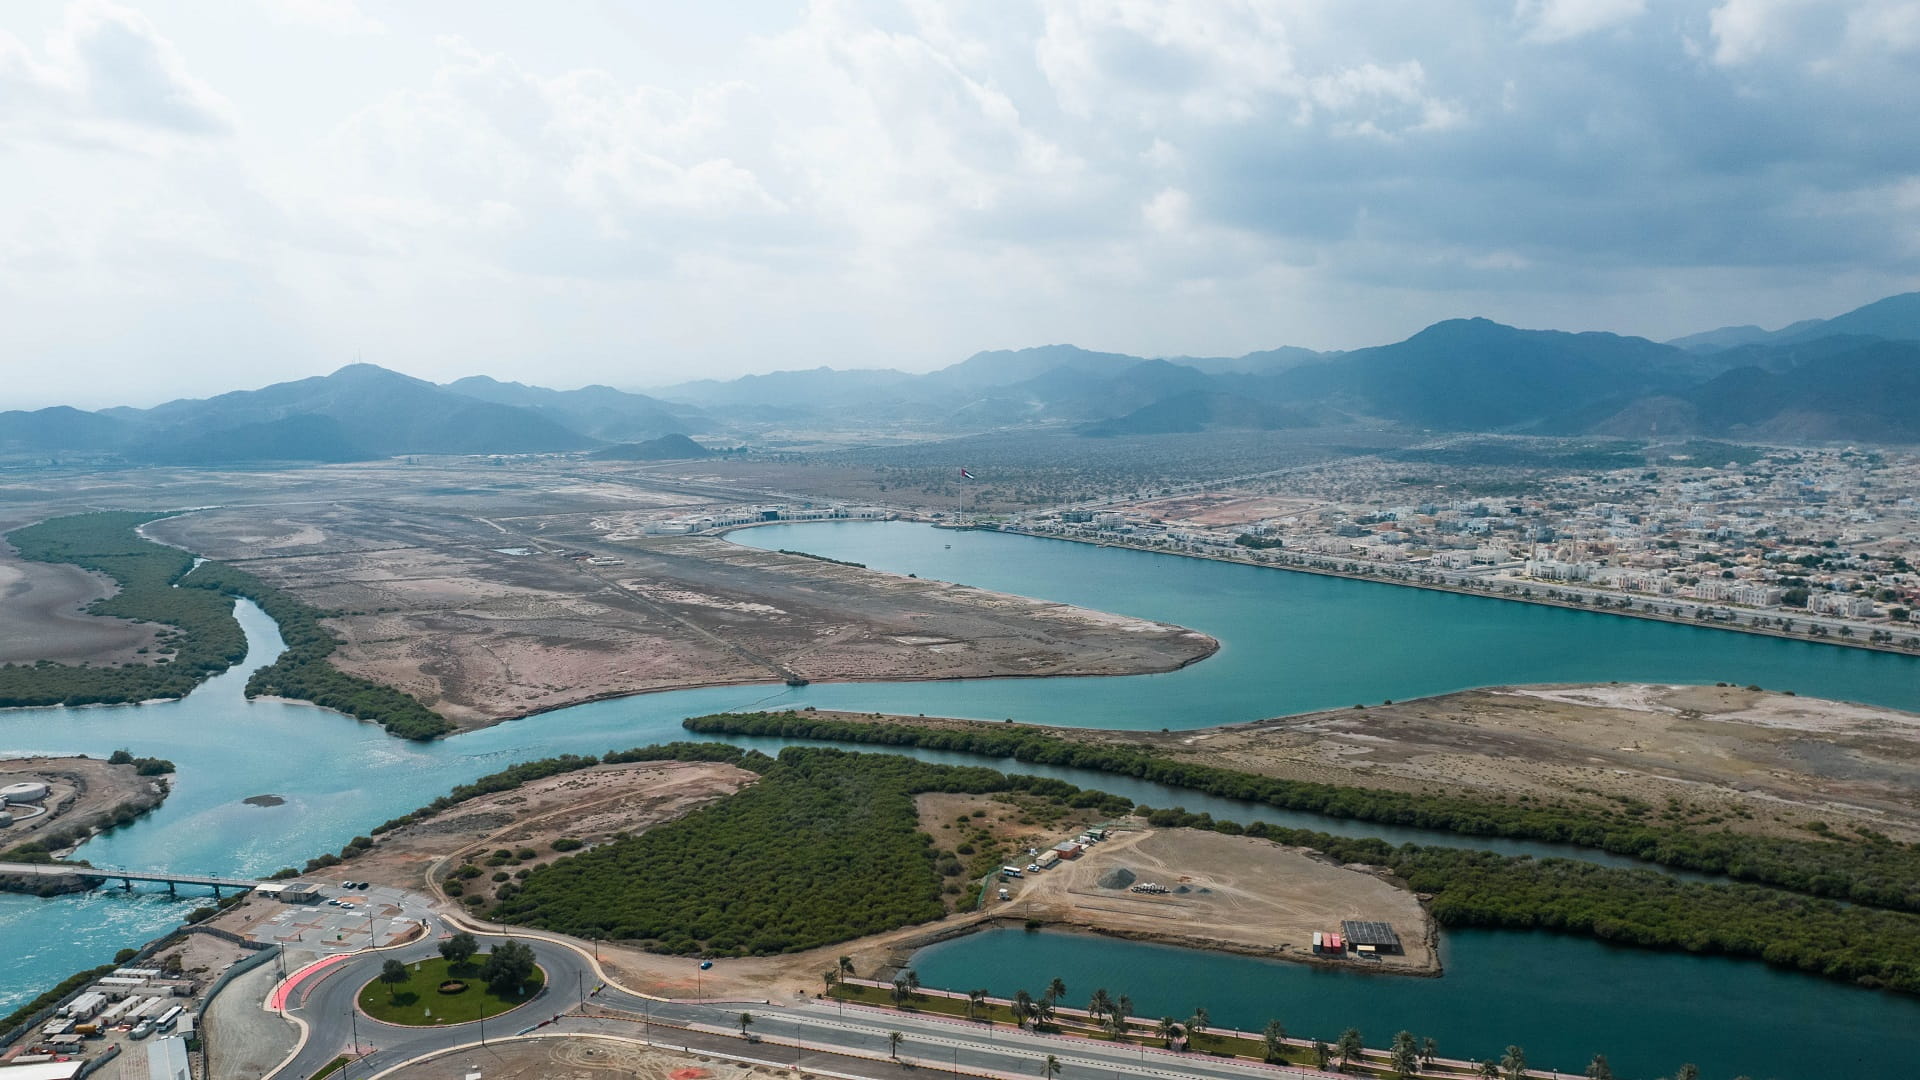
[0,860,258,896]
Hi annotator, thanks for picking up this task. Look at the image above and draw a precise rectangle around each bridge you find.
[0,860,259,896]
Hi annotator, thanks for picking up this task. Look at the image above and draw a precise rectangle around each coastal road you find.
[270,927,1320,1080]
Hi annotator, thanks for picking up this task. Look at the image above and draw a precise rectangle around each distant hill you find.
[591,433,718,461]
[136,413,373,464]
[1667,291,1920,352]
[1586,339,1920,441]
[0,406,130,452]
[1264,318,1696,430]
[444,376,705,441]
[1081,391,1325,436]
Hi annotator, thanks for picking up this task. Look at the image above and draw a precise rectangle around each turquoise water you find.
[4,521,1919,1078]
[729,522,1920,723]
[910,926,1916,1080]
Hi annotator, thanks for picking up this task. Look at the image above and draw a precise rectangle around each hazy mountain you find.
[1262,318,1694,430]
[1585,339,1920,441]
[1081,391,1326,436]
[591,433,717,460]
[657,367,921,410]
[444,376,704,441]
[0,406,130,452]
[136,413,373,464]
[1667,291,1920,352]
[130,364,599,457]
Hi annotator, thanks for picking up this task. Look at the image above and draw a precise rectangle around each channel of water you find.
[4,521,1918,1078]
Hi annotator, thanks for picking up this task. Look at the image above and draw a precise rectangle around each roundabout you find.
[355,953,546,1026]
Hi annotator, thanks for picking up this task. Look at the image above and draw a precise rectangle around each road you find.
[269,922,1320,1080]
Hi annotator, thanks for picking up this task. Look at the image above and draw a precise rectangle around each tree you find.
[1337,1029,1364,1072]
[1042,1054,1061,1079]
[1158,1017,1183,1050]
[1313,1039,1331,1070]
[1585,1054,1613,1079]
[1479,1063,1499,1079]
[1047,976,1067,1004]
[1086,988,1113,1024]
[1390,1031,1420,1078]
[738,1012,753,1036]
[823,969,838,994]
[438,930,478,969]
[1262,1019,1288,1063]
[480,940,536,996]
[838,955,855,976]
[1187,1008,1209,1051]
[1421,1038,1437,1067]
[1675,1066,1699,1080]
[379,958,408,1002]
[1500,1045,1527,1080]
[1013,990,1034,1029]
[888,1031,904,1060]
[967,988,989,1023]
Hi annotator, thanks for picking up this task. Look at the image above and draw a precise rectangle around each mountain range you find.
[4,291,1918,462]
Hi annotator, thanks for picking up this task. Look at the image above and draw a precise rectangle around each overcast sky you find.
[3,0,1918,408]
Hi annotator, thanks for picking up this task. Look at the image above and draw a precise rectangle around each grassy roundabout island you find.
[356,951,545,1026]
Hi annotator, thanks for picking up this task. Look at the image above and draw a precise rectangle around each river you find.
[4,521,1919,1078]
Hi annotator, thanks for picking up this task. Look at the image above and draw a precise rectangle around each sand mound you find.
[1096,867,1137,890]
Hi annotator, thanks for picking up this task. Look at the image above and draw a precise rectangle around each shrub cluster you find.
[490,746,1131,955]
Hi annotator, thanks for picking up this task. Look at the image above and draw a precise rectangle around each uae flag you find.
[959,468,974,479]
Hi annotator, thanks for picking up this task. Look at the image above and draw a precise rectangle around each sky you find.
[2,0,1918,409]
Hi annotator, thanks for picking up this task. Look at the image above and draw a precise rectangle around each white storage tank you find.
[0,781,49,804]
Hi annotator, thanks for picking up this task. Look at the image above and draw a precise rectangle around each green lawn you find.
[356,956,544,1026]
[308,1055,350,1079]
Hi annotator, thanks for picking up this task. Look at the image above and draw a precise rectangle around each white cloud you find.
[1515,0,1647,43]
[268,0,385,37]
[0,0,234,145]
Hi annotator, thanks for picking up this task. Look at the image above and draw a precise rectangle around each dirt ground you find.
[1006,828,1434,972]
[0,755,165,846]
[0,508,160,665]
[89,467,1215,730]
[1114,492,1324,528]
[803,683,1920,845]
[314,760,758,898]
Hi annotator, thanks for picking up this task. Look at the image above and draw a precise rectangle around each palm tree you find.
[1187,1008,1209,1051]
[1500,1045,1527,1080]
[967,989,989,1023]
[1086,988,1113,1025]
[1034,995,1055,1027]
[1675,1066,1699,1080]
[1478,1062,1500,1080]
[1116,995,1133,1032]
[903,969,921,1000]
[1042,1054,1061,1080]
[1585,1054,1613,1080]
[888,1031,904,1060]
[1313,1039,1331,1070]
[1337,1028,1363,1072]
[1390,1031,1419,1078]
[1421,1038,1437,1067]
[1262,1019,1288,1063]
[838,956,854,976]
[1158,1017,1182,1050]
[823,969,838,994]
[1047,977,1067,1004]
[1013,990,1034,1030]
[738,1012,753,1037]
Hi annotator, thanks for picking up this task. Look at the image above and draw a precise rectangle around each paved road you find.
[270,924,1314,1080]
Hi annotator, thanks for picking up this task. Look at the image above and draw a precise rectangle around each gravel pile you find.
[1095,866,1137,890]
